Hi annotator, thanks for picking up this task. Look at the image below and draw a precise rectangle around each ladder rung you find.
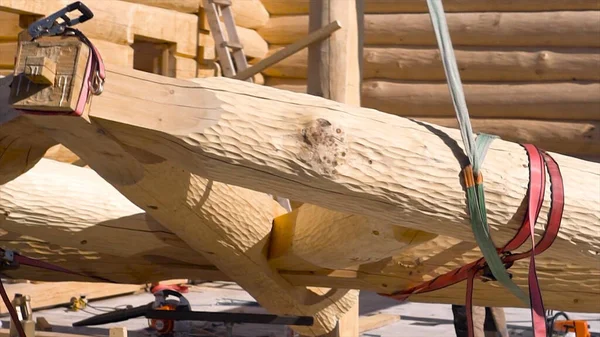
[221,41,243,50]
[211,0,232,6]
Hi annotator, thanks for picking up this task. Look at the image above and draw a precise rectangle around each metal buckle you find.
[28,1,94,39]
[479,255,514,283]
[90,70,104,95]
[0,249,20,270]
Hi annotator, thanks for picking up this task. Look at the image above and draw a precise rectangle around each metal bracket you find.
[28,1,94,39]
[0,249,20,271]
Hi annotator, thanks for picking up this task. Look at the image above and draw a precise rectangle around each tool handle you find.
[66,1,94,23]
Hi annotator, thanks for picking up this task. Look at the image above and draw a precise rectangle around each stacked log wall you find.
[0,0,270,81]
[256,1,600,160]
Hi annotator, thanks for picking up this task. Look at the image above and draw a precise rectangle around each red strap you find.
[380,145,564,337]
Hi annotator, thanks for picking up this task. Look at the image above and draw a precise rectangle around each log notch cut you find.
[3,36,360,336]
[6,37,599,312]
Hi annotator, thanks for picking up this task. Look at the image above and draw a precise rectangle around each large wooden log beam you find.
[262,45,600,82]
[18,65,597,268]
[5,41,600,313]
[261,0,600,15]
[258,12,600,47]
[0,158,208,263]
[0,229,225,284]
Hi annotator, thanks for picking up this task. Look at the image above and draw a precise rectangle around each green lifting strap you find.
[426,0,530,305]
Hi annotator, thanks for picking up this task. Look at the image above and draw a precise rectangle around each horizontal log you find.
[0,231,226,284]
[265,78,600,122]
[261,0,600,15]
[414,118,600,157]
[0,158,206,261]
[133,3,197,57]
[264,45,600,82]
[233,26,268,59]
[0,11,20,40]
[0,0,197,57]
[121,0,270,30]
[6,42,600,312]
[258,12,600,47]
[0,42,16,68]
[227,0,270,29]
[121,0,200,13]
[16,61,597,269]
[91,39,134,68]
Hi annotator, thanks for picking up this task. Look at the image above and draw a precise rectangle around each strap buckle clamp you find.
[28,1,94,39]
[0,250,20,270]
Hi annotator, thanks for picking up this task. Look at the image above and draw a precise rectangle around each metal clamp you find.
[0,249,20,271]
[28,1,94,39]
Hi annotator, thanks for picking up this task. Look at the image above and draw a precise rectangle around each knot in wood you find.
[299,118,347,176]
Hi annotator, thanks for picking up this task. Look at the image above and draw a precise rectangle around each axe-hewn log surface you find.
[58,67,599,267]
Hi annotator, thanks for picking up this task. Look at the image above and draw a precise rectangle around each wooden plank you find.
[258,12,600,47]
[358,314,400,333]
[0,11,20,40]
[262,46,600,82]
[0,282,143,314]
[234,20,341,80]
[261,0,600,15]
[121,0,201,13]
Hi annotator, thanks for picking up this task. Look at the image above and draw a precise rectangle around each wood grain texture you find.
[265,78,600,122]
[231,25,268,59]
[263,45,600,82]
[0,158,204,260]
[415,118,600,158]
[17,112,357,335]
[121,0,200,13]
[0,230,224,284]
[261,0,600,15]
[46,69,599,270]
[0,11,20,40]
[307,0,361,106]
[0,0,197,56]
[0,42,16,68]
[227,0,270,29]
[258,12,600,47]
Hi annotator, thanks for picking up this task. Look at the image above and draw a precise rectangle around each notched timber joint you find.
[9,36,91,115]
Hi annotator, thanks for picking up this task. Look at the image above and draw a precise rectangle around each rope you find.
[425,0,529,305]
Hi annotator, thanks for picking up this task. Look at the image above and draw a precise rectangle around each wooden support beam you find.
[234,20,341,81]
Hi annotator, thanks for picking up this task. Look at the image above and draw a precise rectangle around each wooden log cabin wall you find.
[0,0,270,81]
[257,0,600,161]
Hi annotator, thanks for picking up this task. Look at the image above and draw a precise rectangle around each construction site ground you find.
[1,281,598,337]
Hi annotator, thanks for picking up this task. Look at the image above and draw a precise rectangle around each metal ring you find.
[90,70,104,95]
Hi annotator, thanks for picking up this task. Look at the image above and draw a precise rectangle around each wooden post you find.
[306,1,364,336]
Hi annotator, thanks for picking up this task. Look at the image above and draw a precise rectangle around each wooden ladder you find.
[202,0,252,82]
